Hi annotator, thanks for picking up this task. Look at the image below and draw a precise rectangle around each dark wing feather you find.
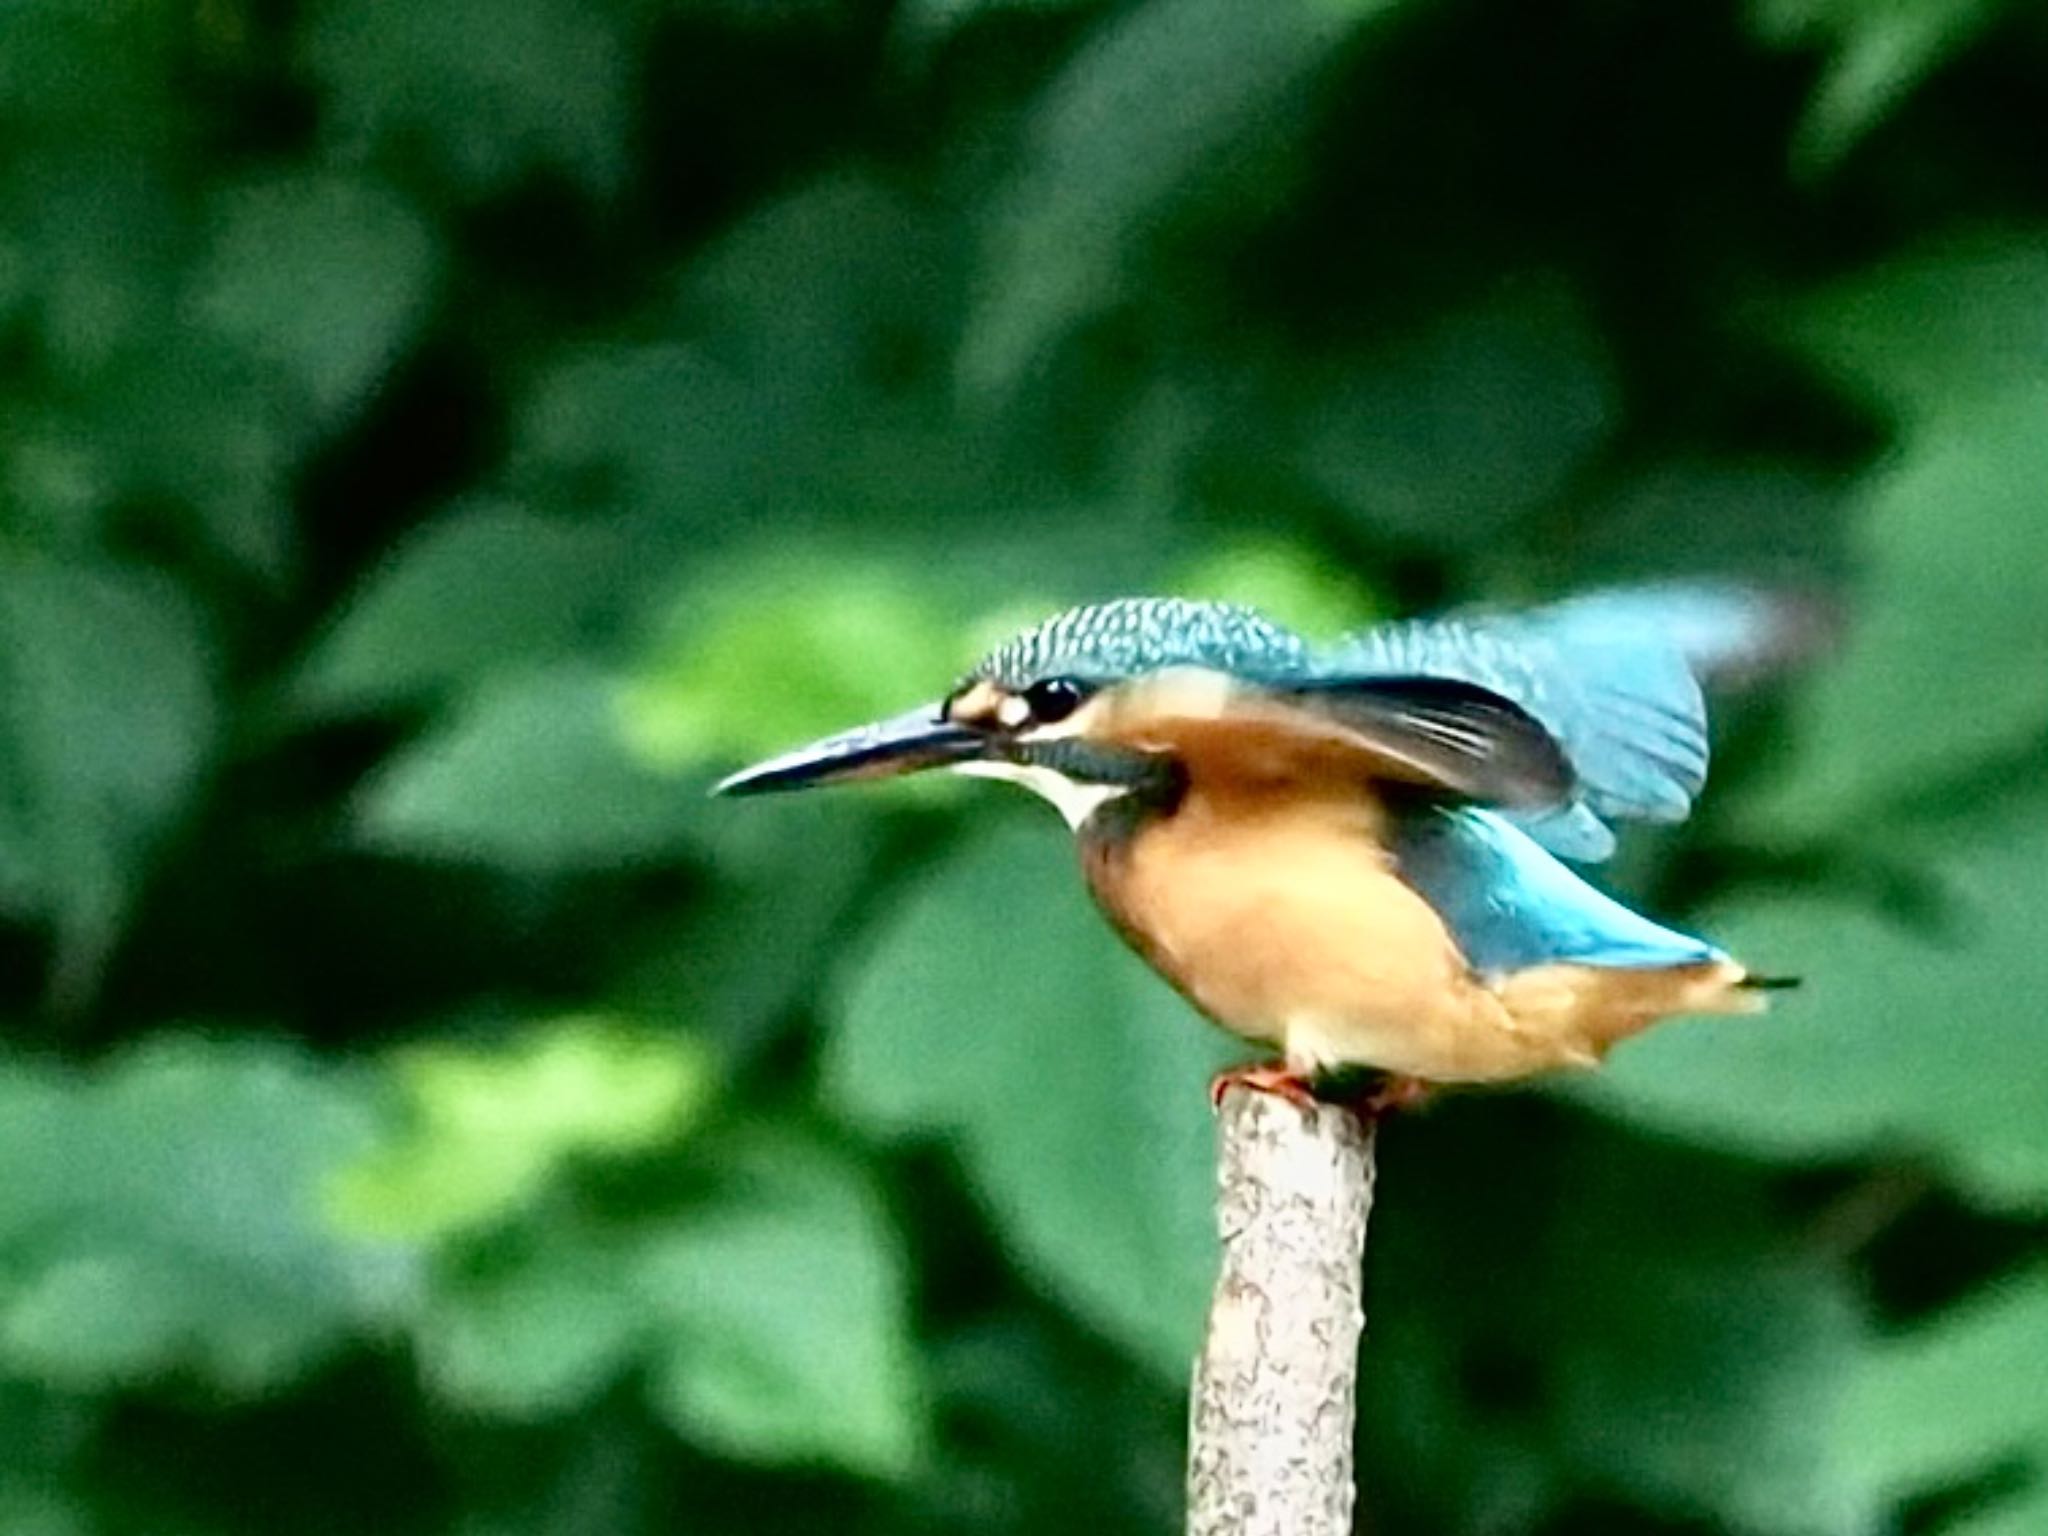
[1277,675,1574,806]
[1084,667,1575,806]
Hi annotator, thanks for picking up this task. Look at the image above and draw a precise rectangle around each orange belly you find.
[1085,787,1753,1082]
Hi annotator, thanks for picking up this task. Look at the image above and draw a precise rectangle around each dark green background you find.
[1,0,2044,1532]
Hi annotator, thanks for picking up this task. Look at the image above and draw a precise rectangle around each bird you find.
[715,585,1814,1113]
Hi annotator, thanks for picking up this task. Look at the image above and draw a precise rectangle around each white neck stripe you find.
[951,760,1128,830]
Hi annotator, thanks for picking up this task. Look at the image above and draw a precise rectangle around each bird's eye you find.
[1022,677,1088,724]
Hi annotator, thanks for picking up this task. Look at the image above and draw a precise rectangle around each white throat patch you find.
[951,760,1127,830]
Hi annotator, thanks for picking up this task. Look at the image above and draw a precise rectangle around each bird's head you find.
[713,597,1308,826]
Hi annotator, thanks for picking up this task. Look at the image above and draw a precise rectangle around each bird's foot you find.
[1349,1072,1434,1119]
[1208,1061,1320,1114]
[1209,1063,1438,1120]
[1294,1065,1437,1120]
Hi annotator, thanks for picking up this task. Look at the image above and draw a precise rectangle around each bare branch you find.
[1187,1087,1376,1536]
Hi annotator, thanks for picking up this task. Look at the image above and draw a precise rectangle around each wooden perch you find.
[1187,1087,1377,1536]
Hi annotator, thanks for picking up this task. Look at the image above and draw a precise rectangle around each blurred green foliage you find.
[0,0,2045,1533]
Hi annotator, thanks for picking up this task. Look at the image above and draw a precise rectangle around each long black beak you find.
[713,703,987,796]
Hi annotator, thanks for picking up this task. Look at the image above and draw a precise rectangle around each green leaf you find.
[331,1016,714,1240]
[1787,235,2048,425]
[414,1234,644,1417]
[626,795,894,1051]
[1171,536,1381,639]
[896,0,1104,44]
[1963,1490,2048,1536]
[618,554,968,773]
[1544,1150,1876,1536]
[80,344,298,580]
[0,1,176,134]
[959,0,1408,395]
[1289,283,1617,550]
[1591,803,2048,1213]
[828,821,1234,1373]
[4,152,184,385]
[632,1130,926,1479]
[1840,1270,2048,1505]
[354,662,709,871]
[679,172,954,414]
[1364,1120,1878,1536]
[1567,1263,1871,1534]
[0,157,299,577]
[189,172,439,430]
[1756,241,2048,831]
[0,146,178,383]
[398,1121,923,1469]
[1564,459,1850,577]
[294,499,630,719]
[0,1489,86,1536]
[1749,0,2006,174]
[1748,386,2048,835]
[0,1382,87,1494]
[512,343,785,525]
[0,1038,396,1393]
[0,409,114,552]
[0,555,218,992]
[308,0,631,199]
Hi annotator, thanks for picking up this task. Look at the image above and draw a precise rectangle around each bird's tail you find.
[1495,956,1786,1064]
[1738,972,1803,992]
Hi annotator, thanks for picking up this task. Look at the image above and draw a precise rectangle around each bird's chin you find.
[950,759,1129,830]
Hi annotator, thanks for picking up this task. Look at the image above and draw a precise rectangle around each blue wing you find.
[1318,584,1808,860]
[1393,807,1725,975]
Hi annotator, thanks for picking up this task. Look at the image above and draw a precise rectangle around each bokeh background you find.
[1,0,2045,1532]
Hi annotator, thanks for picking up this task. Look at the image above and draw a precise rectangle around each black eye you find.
[1023,677,1088,724]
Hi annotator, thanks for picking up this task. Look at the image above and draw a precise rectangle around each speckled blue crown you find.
[965,598,1309,689]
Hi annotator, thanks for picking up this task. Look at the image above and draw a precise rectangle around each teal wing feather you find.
[1316,584,1811,860]
[1393,808,1725,975]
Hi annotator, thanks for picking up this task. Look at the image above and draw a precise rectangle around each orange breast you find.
[1087,783,1573,1080]
[1076,715,1765,1083]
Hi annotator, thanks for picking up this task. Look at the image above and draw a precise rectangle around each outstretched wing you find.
[1317,584,1822,860]
[1083,665,1575,807]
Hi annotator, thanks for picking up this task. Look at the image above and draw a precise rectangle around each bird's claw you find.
[1349,1073,1433,1119]
[1208,1062,1320,1114]
[1208,1062,1436,1121]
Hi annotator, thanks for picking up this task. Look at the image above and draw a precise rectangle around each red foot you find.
[1351,1073,1434,1119]
[1208,1061,1320,1113]
[1210,1063,1440,1120]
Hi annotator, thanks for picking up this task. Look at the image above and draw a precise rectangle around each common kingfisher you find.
[716,587,1808,1110]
